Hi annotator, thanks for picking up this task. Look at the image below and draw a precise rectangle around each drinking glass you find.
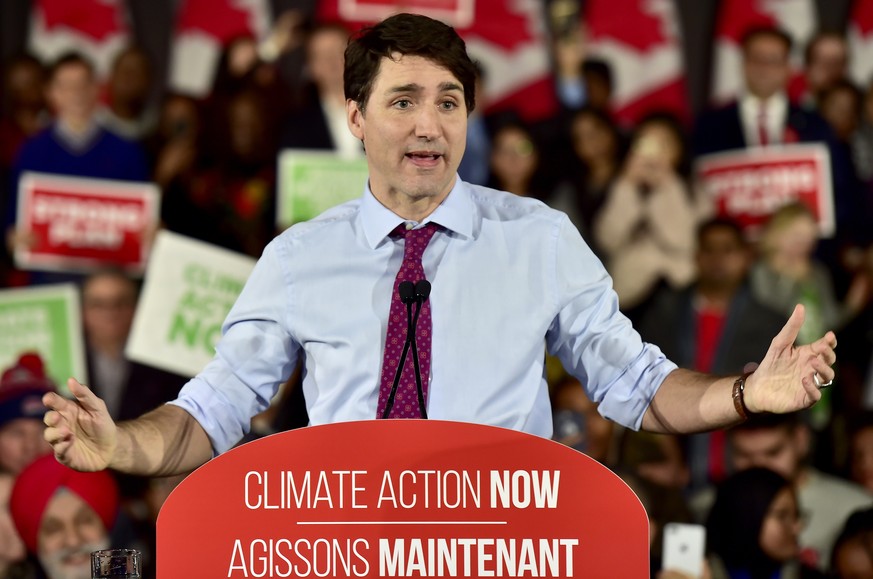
[91,549,142,578]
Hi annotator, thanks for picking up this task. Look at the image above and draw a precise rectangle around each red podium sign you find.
[157,421,649,578]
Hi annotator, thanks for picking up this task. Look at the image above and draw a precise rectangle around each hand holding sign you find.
[43,378,118,472]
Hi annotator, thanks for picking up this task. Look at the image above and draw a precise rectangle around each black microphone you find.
[415,280,431,302]
[398,280,415,305]
[382,281,417,418]
[409,280,432,419]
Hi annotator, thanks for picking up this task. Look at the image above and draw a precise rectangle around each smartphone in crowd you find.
[662,522,706,577]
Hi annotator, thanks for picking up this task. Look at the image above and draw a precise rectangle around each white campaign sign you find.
[126,231,256,377]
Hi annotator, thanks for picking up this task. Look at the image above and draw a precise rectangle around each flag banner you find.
[849,0,873,88]
[338,0,475,27]
[0,284,86,395]
[125,231,256,378]
[277,150,369,227]
[15,173,160,275]
[584,0,689,126]
[317,0,557,121]
[710,0,814,104]
[28,0,130,80]
[168,0,271,96]
[695,143,834,238]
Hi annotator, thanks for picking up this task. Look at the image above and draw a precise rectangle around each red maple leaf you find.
[715,0,776,41]
[851,0,873,37]
[461,0,536,49]
[176,0,255,42]
[37,0,124,42]
[318,0,536,49]
[586,0,667,52]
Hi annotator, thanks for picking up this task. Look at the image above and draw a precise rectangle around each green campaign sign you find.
[0,284,86,394]
[126,231,256,378]
[277,150,369,227]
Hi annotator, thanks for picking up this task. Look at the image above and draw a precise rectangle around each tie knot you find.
[394,222,438,259]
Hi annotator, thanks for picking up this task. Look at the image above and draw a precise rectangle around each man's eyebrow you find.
[388,83,423,94]
[386,82,464,94]
[440,82,463,93]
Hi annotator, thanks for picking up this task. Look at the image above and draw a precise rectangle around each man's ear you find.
[347,99,364,141]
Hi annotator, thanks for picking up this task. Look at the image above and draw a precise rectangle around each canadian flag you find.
[317,0,557,121]
[848,1,873,89]
[168,0,271,97]
[710,0,814,105]
[584,0,689,126]
[28,0,130,79]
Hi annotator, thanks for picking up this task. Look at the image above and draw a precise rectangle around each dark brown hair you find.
[344,13,477,114]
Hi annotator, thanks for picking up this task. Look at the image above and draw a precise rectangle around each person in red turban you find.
[9,455,118,579]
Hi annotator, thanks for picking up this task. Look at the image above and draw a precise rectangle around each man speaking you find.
[43,13,836,477]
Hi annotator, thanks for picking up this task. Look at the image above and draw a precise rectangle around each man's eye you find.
[441,101,457,110]
[394,100,411,109]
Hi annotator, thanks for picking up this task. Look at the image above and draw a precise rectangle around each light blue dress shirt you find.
[171,179,677,454]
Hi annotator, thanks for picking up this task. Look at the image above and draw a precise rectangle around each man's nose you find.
[414,105,440,139]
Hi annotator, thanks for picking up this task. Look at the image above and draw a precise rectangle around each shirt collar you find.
[53,118,101,152]
[359,176,475,249]
[740,92,788,116]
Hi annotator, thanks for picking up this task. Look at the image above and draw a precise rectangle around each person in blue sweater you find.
[4,52,150,282]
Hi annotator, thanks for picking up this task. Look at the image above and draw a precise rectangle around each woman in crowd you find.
[546,106,623,253]
[593,112,697,317]
[486,119,546,198]
[830,507,873,578]
[750,202,868,346]
[706,467,825,579]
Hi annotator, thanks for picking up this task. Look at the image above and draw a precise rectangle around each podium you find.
[157,420,649,577]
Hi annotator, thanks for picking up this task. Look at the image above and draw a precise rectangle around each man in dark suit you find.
[692,25,859,262]
[692,27,834,156]
[639,218,787,490]
[81,271,185,423]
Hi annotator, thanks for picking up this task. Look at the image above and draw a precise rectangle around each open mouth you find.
[406,152,443,162]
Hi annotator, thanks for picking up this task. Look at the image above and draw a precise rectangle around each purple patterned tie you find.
[376,222,438,419]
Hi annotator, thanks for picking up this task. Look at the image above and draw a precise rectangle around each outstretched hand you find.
[43,378,118,472]
[745,304,837,414]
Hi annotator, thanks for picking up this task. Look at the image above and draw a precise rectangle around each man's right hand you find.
[43,378,118,472]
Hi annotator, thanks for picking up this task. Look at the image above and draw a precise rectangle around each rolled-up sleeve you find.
[169,240,301,454]
[546,215,676,430]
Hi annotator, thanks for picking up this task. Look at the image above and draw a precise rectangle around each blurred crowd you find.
[1,8,873,579]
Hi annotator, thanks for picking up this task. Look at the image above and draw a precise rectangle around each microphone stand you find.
[409,280,431,419]
[382,281,416,418]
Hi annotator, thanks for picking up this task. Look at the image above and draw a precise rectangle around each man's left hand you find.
[744,304,837,414]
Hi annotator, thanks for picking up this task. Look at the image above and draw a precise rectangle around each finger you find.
[67,378,104,412]
[810,331,837,355]
[771,304,805,351]
[811,344,836,366]
[43,409,62,428]
[810,358,836,383]
[53,442,72,465]
[44,425,72,446]
[43,391,73,412]
[801,374,823,402]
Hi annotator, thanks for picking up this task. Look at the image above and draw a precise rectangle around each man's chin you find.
[39,539,110,579]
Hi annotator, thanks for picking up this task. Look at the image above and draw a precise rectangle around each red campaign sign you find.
[157,420,649,578]
[336,0,473,27]
[695,143,835,238]
[15,173,160,274]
